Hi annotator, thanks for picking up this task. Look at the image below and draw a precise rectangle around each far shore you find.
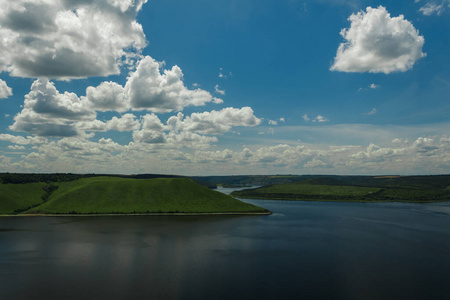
[233,196,449,203]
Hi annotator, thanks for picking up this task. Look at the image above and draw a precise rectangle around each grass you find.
[231,178,450,202]
[253,182,380,196]
[23,177,268,214]
[0,182,47,214]
[232,182,380,201]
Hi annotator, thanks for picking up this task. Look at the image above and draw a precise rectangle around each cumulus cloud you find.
[2,132,450,174]
[79,114,141,132]
[303,158,327,168]
[9,54,230,137]
[0,0,147,79]
[85,81,128,112]
[0,80,12,98]
[8,145,25,150]
[0,133,47,145]
[330,6,426,74]
[132,130,166,144]
[84,56,223,113]
[130,107,260,147]
[167,107,261,135]
[269,120,278,125]
[141,113,166,131]
[125,56,223,112]
[10,79,95,136]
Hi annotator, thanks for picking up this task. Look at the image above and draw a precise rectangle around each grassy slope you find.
[26,177,267,214]
[0,183,46,214]
[232,181,380,201]
[231,179,450,202]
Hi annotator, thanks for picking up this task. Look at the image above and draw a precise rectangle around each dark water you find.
[1,191,450,300]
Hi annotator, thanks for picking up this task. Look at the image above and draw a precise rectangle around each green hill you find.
[231,177,450,202]
[19,177,269,215]
[0,182,47,214]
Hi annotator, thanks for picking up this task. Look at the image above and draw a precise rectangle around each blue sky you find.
[0,0,449,175]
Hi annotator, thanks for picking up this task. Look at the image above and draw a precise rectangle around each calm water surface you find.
[1,188,450,300]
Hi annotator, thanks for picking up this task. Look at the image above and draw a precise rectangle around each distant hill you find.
[0,177,269,215]
[0,172,216,189]
[191,175,316,187]
[231,176,450,202]
[195,174,450,190]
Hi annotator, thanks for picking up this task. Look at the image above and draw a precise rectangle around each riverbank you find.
[232,195,450,203]
[0,210,272,217]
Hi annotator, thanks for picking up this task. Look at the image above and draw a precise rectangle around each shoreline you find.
[0,210,272,217]
[233,196,450,203]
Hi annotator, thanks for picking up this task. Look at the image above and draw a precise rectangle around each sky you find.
[0,0,449,176]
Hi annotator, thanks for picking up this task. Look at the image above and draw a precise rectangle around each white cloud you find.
[106,114,141,132]
[10,79,95,136]
[125,56,223,112]
[330,6,426,74]
[77,113,148,133]
[218,67,232,79]
[132,130,166,144]
[365,108,377,115]
[131,112,166,143]
[85,81,128,112]
[0,133,47,145]
[141,113,166,131]
[8,54,230,137]
[167,107,261,135]
[8,145,25,150]
[420,3,444,15]
[2,132,450,175]
[214,84,226,95]
[303,158,327,168]
[418,1,449,15]
[219,68,225,78]
[0,79,12,98]
[369,83,379,89]
[303,114,329,123]
[279,117,285,123]
[269,120,278,125]
[313,115,329,123]
[165,131,218,148]
[0,0,147,79]
[130,107,260,147]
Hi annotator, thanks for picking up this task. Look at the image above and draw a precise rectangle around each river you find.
[1,188,450,299]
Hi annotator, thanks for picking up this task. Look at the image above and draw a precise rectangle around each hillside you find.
[231,176,450,202]
[0,182,47,214]
[19,177,269,215]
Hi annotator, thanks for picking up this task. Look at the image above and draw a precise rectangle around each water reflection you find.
[1,201,450,300]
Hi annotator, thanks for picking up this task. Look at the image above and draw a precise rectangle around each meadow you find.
[231,176,450,202]
[0,177,269,215]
